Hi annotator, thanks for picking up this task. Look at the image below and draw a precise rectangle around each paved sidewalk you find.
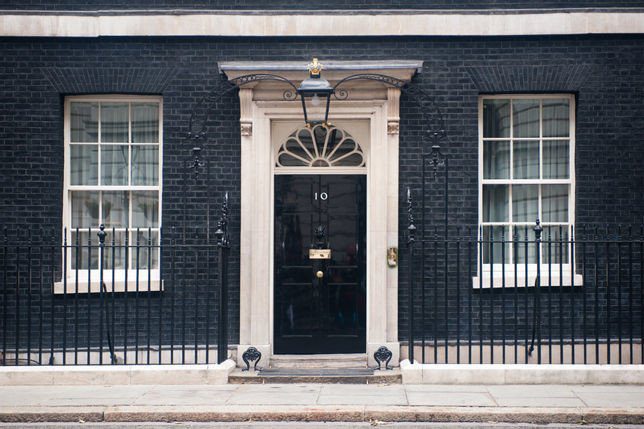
[0,384,643,424]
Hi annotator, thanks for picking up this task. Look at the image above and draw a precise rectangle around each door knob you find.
[316,270,324,279]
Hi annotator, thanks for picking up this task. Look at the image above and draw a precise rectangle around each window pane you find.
[71,191,99,228]
[483,140,510,179]
[104,230,127,269]
[542,99,569,138]
[514,226,537,264]
[103,191,129,228]
[70,102,98,143]
[132,103,159,143]
[101,145,129,185]
[513,99,540,138]
[132,191,159,228]
[543,140,569,179]
[483,99,510,138]
[71,230,99,270]
[543,226,569,264]
[513,140,539,179]
[70,145,98,185]
[482,226,510,264]
[512,185,539,223]
[131,146,159,185]
[542,185,569,223]
[131,230,159,269]
[101,103,129,143]
[483,185,509,222]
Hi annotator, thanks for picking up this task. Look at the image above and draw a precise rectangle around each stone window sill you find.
[472,272,583,289]
[53,279,163,294]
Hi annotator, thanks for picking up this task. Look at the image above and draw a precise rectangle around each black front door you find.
[274,175,366,354]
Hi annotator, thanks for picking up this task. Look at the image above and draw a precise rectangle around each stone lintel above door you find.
[220,60,422,102]
[219,60,423,82]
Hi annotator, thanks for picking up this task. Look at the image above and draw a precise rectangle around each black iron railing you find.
[404,212,644,365]
[0,219,231,366]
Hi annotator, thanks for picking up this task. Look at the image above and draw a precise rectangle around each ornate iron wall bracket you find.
[406,187,416,246]
[189,147,206,179]
[215,192,230,249]
[188,73,299,146]
[241,346,262,371]
[373,346,393,370]
[426,144,446,181]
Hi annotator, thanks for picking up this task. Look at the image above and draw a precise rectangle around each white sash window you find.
[478,94,577,287]
[59,95,163,293]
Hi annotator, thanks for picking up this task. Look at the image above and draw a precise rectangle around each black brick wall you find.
[0,35,643,354]
[2,0,644,10]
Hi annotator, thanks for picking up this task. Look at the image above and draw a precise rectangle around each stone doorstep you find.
[269,353,368,369]
[0,359,236,386]
[1,405,644,425]
[400,360,644,384]
[228,367,402,384]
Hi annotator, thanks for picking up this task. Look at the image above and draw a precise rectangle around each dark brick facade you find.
[0,34,643,353]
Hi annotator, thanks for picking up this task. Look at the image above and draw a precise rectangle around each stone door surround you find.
[219,60,422,367]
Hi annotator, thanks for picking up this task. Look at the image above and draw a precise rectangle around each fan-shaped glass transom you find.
[276,124,365,168]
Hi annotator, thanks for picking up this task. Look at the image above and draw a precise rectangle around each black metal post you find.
[98,225,105,364]
[216,193,231,364]
[406,188,416,364]
[534,219,543,364]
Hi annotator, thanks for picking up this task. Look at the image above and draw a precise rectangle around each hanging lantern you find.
[296,58,334,127]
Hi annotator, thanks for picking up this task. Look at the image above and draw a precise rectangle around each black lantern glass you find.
[297,58,334,126]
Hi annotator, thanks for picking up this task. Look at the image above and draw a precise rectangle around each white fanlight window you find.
[275,124,365,169]
[60,95,162,292]
[479,94,575,279]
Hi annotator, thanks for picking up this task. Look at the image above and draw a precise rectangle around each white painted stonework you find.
[400,360,644,384]
[230,61,418,367]
[0,360,236,385]
[1,11,644,37]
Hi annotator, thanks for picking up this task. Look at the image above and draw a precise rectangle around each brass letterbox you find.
[309,248,332,260]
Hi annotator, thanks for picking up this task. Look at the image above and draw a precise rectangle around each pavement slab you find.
[405,391,497,407]
[486,385,578,398]
[0,383,642,424]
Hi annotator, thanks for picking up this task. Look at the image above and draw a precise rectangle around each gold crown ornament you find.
[307,58,323,77]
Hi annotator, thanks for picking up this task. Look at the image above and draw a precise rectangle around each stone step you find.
[229,367,401,384]
[268,353,367,369]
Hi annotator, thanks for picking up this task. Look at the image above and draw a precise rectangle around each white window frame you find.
[475,94,581,288]
[56,95,163,294]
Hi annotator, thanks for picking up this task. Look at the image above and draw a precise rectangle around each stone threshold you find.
[229,367,401,384]
[401,360,644,384]
[1,404,643,424]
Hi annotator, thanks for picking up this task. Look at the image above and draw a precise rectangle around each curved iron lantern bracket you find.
[332,73,407,100]
[331,73,448,150]
[187,68,449,160]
